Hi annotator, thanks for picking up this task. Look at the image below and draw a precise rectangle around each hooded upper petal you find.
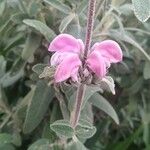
[48,34,84,53]
[92,40,123,64]
[54,53,81,82]
[87,50,106,78]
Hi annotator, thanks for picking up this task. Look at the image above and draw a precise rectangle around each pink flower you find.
[48,34,122,83]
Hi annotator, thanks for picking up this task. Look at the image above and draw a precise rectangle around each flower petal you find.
[87,50,106,78]
[50,51,74,66]
[55,54,81,82]
[48,34,83,53]
[92,40,123,63]
[71,67,79,82]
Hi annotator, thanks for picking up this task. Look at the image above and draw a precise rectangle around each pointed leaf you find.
[0,0,6,16]
[0,55,6,78]
[76,0,88,15]
[23,81,55,133]
[23,19,55,42]
[144,61,150,79]
[43,0,71,14]
[22,32,41,61]
[59,13,75,33]
[89,93,119,124]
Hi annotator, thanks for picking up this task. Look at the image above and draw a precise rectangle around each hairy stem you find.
[83,0,96,62]
[70,84,86,128]
[70,0,96,128]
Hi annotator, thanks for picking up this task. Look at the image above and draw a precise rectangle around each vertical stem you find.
[70,0,96,128]
[83,0,96,62]
[70,84,86,128]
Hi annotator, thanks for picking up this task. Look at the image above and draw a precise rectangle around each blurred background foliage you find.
[0,0,150,149]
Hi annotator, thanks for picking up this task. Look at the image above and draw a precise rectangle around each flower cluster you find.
[48,34,122,83]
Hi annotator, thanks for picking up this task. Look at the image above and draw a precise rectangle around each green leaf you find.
[0,55,6,78]
[0,144,15,150]
[3,33,24,52]
[0,18,11,36]
[28,139,50,150]
[12,133,22,147]
[80,102,94,123]
[126,77,144,95]
[145,145,150,150]
[66,141,87,150]
[43,0,71,14]
[23,81,55,133]
[100,76,115,95]
[76,0,88,15]
[75,119,96,139]
[140,109,150,146]
[126,77,143,95]
[89,93,119,124]
[18,0,28,14]
[50,120,74,138]
[10,58,26,75]
[0,133,16,149]
[42,123,57,143]
[11,13,29,24]
[23,19,55,42]
[59,13,75,33]
[15,87,36,120]
[144,61,150,79]
[0,133,12,145]
[0,70,24,88]
[132,0,150,22]
[32,64,48,75]
[39,66,55,79]
[0,0,6,16]
[22,32,41,61]
[29,2,41,17]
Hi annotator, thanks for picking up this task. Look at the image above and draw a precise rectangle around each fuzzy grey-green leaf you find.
[66,141,87,150]
[23,19,55,41]
[0,133,13,145]
[144,61,150,79]
[132,0,150,22]
[75,119,96,139]
[44,0,71,14]
[28,139,50,150]
[59,13,75,33]
[32,64,48,75]
[23,81,55,133]
[22,32,41,61]
[0,55,6,78]
[89,93,119,124]
[50,120,74,138]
